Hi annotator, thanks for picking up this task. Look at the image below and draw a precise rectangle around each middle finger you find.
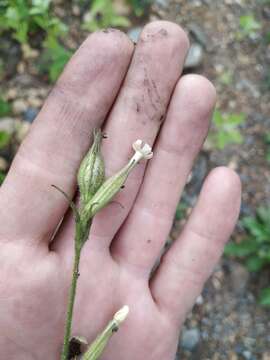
[56,21,189,255]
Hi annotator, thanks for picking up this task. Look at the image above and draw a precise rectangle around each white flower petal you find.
[132,139,153,160]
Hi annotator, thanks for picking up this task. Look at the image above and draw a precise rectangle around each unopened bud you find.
[113,305,129,326]
[78,129,105,207]
[82,305,129,360]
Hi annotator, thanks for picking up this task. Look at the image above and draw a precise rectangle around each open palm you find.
[0,21,241,360]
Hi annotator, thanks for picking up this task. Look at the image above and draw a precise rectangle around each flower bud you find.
[83,139,153,219]
[77,129,105,206]
[113,305,129,326]
[82,305,129,360]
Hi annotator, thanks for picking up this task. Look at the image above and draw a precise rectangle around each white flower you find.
[131,139,153,163]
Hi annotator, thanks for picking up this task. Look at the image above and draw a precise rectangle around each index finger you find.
[0,30,133,244]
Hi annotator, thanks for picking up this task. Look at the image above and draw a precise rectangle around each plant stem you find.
[61,247,82,360]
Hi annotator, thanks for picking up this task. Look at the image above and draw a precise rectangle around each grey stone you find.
[12,99,28,115]
[181,328,200,351]
[154,0,170,7]
[243,350,254,360]
[230,263,249,294]
[23,107,39,123]
[127,27,143,43]
[184,43,204,68]
[189,23,209,48]
[0,117,16,134]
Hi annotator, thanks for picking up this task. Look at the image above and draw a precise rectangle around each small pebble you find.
[23,108,39,123]
[195,295,204,305]
[242,350,253,360]
[17,61,26,74]
[154,0,170,7]
[184,43,204,68]
[12,99,28,115]
[6,88,18,100]
[16,121,31,143]
[181,328,200,351]
[0,117,16,134]
[127,27,143,43]
[27,96,43,108]
[0,157,8,171]
[72,5,80,16]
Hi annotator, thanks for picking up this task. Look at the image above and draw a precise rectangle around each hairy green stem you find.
[61,247,82,360]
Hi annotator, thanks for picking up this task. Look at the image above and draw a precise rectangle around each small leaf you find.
[259,287,270,306]
[224,239,258,257]
[0,171,5,184]
[246,256,265,272]
[0,97,11,116]
[0,130,11,149]
[212,110,224,126]
[264,132,270,144]
[239,15,261,34]
[227,113,245,125]
[174,202,187,221]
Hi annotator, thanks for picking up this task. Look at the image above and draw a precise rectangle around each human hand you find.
[0,21,241,360]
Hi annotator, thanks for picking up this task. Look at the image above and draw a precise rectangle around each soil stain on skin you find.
[158,29,168,37]
[142,67,165,122]
[142,28,168,42]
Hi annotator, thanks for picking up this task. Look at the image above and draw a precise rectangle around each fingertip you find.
[195,166,242,239]
[175,74,217,116]
[137,21,190,66]
[207,166,242,202]
[141,20,190,49]
[87,28,134,56]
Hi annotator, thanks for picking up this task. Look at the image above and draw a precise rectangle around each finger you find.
[0,30,133,243]
[111,75,216,272]
[56,21,189,254]
[150,167,241,324]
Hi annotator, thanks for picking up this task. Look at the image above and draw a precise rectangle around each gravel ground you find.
[148,1,270,359]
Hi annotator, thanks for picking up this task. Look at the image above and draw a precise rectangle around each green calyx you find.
[78,129,105,207]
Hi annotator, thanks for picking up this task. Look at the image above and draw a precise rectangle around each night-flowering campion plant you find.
[53,130,153,360]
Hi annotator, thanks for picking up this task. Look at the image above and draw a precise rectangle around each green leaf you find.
[83,0,130,31]
[224,239,258,257]
[242,216,269,243]
[259,287,270,306]
[174,202,187,221]
[110,15,131,28]
[0,131,11,149]
[264,132,270,144]
[0,171,5,184]
[257,206,270,224]
[41,36,72,82]
[212,110,224,126]
[127,0,152,17]
[0,97,11,116]
[227,113,245,125]
[209,110,245,149]
[227,129,243,144]
[219,71,233,86]
[267,151,270,163]
[246,256,265,272]
[239,15,261,35]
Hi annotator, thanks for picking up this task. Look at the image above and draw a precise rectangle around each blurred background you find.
[0,0,269,359]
